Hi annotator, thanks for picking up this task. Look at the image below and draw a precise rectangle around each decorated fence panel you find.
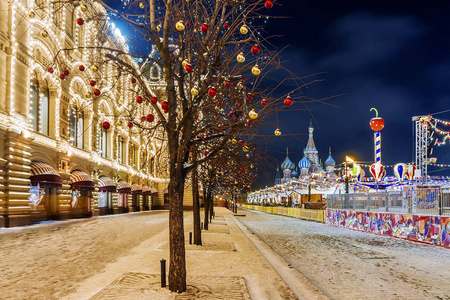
[326,209,450,248]
[243,205,325,223]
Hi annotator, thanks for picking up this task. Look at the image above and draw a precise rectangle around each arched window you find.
[98,127,109,159]
[152,66,159,78]
[70,108,84,148]
[118,136,125,164]
[30,78,49,135]
[130,144,138,167]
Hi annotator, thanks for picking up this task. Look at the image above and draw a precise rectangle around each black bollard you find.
[160,259,166,288]
[201,222,203,230]
[213,211,215,219]
[189,232,192,244]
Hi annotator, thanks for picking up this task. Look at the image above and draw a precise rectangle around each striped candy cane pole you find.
[374,131,381,163]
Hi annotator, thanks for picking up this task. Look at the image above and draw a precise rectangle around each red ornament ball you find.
[261,99,267,106]
[136,96,143,104]
[140,116,146,121]
[185,64,193,73]
[218,101,223,105]
[76,18,84,26]
[284,96,293,106]
[146,114,154,122]
[201,23,208,32]
[228,112,234,118]
[265,0,273,9]
[238,140,244,145]
[78,65,85,71]
[208,87,217,97]
[59,74,65,80]
[102,121,110,130]
[370,117,385,131]
[161,101,169,110]
[203,150,208,156]
[223,22,229,29]
[93,88,101,96]
[151,96,158,104]
[251,45,260,55]
[127,122,133,128]
[89,80,96,86]
[63,70,70,76]
[224,80,232,87]
[185,21,190,27]
[131,78,137,84]
[246,93,253,100]
[47,67,54,74]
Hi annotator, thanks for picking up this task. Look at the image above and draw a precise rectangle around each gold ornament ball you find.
[80,4,88,12]
[28,11,35,18]
[85,92,92,98]
[156,24,162,31]
[274,128,281,136]
[40,29,48,38]
[243,145,250,152]
[246,154,250,158]
[91,65,98,72]
[237,52,245,63]
[252,65,261,76]
[240,24,249,34]
[182,59,189,67]
[116,120,123,127]
[191,86,199,95]
[248,109,258,119]
[232,138,237,144]
[139,2,145,9]
[176,20,185,31]
[237,82,244,89]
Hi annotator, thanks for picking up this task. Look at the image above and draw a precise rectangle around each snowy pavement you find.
[0,209,298,300]
[237,208,450,300]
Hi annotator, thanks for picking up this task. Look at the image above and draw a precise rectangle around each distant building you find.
[278,123,336,182]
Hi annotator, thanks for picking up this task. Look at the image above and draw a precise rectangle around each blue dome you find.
[291,169,299,177]
[325,154,336,167]
[281,156,295,171]
[298,155,311,169]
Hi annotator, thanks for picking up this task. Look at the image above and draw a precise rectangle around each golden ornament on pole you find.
[139,2,145,9]
[240,24,249,34]
[28,11,35,18]
[176,20,185,31]
[80,3,88,12]
[248,109,258,119]
[236,52,245,63]
[274,128,281,136]
[40,29,48,38]
[191,86,199,95]
[182,59,189,68]
[91,65,98,72]
[251,64,261,76]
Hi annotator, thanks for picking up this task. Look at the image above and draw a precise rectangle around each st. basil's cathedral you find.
[275,122,336,185]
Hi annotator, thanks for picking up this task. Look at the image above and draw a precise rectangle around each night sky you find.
[255,0,450,188]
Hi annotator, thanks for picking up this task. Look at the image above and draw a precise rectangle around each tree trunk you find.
[192,161,201,245]
[203,186,209,230]
[208,189,214,220]
[168,172,187,292]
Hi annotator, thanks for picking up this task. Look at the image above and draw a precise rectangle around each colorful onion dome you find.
[291,169,299,177]
[324,148,336,167]
[298,155,311,169]
[281,148,295,170]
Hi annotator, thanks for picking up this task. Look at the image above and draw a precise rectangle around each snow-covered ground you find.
[0,211,169,299]
[238,208,450,299]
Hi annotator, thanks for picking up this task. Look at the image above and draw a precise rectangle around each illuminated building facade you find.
[0,0,194,227]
